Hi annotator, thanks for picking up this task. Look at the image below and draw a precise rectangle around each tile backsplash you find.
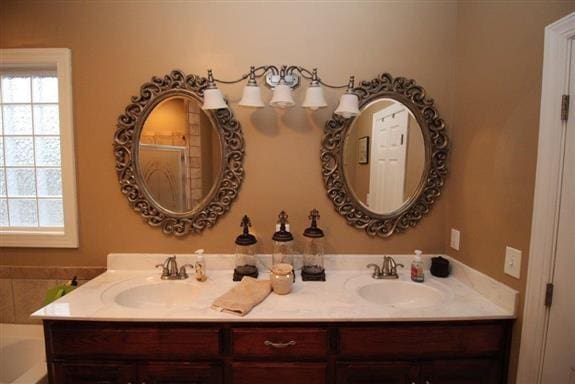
[0,266,105,324]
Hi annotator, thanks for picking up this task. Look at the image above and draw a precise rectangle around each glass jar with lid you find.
[302,209,326,281]
[233,215,258,281]
[272,211,294,273]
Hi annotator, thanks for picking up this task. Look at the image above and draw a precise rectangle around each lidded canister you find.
[233,215,258,281]
[272,211,294,271]
[302,209,326,281]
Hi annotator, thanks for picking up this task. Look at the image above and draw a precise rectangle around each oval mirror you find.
[114,70,245,236]
[343,98,425,215]
[138,96,222,213]
[321,73,449,237]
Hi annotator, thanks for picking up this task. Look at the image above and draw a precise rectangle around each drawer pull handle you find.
[264,340,296,348]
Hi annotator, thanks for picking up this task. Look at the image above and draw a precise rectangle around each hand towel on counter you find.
[211,277,271,316]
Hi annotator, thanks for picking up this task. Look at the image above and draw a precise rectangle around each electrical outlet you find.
[504,246,522,279]
[450,229,460,250]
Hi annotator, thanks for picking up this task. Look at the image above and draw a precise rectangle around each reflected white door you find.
[368,103,409,212]
[541,38,575,384]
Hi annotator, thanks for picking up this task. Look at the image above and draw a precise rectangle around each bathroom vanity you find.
[43,320,510,384]
[34,254,517,384]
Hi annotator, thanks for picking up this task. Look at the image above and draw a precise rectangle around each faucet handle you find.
[178,264,194,279]
[366,263,381,278]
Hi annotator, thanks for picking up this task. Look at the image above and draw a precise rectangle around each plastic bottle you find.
[194,249,207,282]
[411,250,424,282]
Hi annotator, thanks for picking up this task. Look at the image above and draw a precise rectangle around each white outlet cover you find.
[504,246,522,279]
[450,229,460,250]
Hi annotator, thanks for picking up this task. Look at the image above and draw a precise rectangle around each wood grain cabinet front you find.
[44,320,511,384]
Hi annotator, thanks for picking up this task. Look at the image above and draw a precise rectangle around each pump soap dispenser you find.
[194,249,207,282]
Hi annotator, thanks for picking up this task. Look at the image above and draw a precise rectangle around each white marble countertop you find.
[32,253,518,322]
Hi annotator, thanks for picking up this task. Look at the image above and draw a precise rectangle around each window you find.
[0,49,78,247]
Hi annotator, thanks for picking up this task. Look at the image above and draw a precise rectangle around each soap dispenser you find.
[272,211,294,272]
[302,209,326,281]
[194,249,207,282]
[411,249,424,282]
[233,215,259,281]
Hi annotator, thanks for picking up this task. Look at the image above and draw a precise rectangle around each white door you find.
[368,103,409,212]
[541,38,575,384]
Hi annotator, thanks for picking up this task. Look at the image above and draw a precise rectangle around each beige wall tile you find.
[12,279,58,324]
[0,279,15,323]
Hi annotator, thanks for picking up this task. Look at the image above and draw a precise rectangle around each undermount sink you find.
[345,274,451,309]
[101,277,203,310]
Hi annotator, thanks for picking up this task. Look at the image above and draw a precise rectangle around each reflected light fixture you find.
[201,65,359,118]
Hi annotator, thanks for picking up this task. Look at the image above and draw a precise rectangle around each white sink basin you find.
[101,276,204,310]
[345,274,451,309]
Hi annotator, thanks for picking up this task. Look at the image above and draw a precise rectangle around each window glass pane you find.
[33,104,59,134]
[1,76,31,103]
[32,76,58,103]
[34,136,60,166]
[0,168,6,196]
[3,104,33,135]
[0,106,3,135]
[4,136,34,166]
[36,168,61,197]
[6,168,36,197]
[38,199,63,227]
[0,199,8,226]
[8,198,37,227]
[0,137,3,164]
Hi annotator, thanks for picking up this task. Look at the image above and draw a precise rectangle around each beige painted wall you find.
[0,1,457,266]
[448,2,574,382]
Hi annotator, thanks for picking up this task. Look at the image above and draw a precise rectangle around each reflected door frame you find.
[517,12,575,384]
[367,103,409,212]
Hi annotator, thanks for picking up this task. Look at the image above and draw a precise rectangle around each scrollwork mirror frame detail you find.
[113,70,245,236]
[320,73,449,237]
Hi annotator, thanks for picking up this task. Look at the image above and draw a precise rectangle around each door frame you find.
[517,12,575,383]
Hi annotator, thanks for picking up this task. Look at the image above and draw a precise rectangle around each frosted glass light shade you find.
[302,85,327,111]
[269,83,295,108]
[202,88,228,110]
[238,84,265,108]
[334,93,360,118]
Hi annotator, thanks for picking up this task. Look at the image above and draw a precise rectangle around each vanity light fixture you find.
[201,69,228,110]
[202,65,360,117]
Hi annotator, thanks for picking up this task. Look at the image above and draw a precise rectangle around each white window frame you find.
[0,48,78,248]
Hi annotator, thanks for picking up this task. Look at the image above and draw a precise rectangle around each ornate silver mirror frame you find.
[321,73,449,237]
[113,70,245,236]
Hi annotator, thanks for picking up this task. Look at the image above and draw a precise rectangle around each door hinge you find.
[561,94,570,121]
[545,283,554,307]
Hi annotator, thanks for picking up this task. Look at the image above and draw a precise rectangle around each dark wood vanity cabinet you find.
[43,320,511,384]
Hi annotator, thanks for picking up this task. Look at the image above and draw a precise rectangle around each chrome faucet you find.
[367,256,404,279]
[155,256,193,280]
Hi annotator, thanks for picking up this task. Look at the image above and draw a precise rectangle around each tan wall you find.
[0,1,457,266]
[448,2,574,382]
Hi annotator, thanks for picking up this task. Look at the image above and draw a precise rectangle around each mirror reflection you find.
[138,96,221,213]
[343,98,425,214]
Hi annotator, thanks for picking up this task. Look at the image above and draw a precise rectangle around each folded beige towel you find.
[211,277,271,316]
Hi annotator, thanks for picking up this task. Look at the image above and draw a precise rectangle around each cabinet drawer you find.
[232,327,328,358]
[232,362,327,384]
[46,322,221,359]
[339,323,507,359]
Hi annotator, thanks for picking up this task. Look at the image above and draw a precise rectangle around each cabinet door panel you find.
[139,362,222,384]
[337,362,419,384]
[232,362,326,384]
[420,359,501,384]
[51,362,135,384]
